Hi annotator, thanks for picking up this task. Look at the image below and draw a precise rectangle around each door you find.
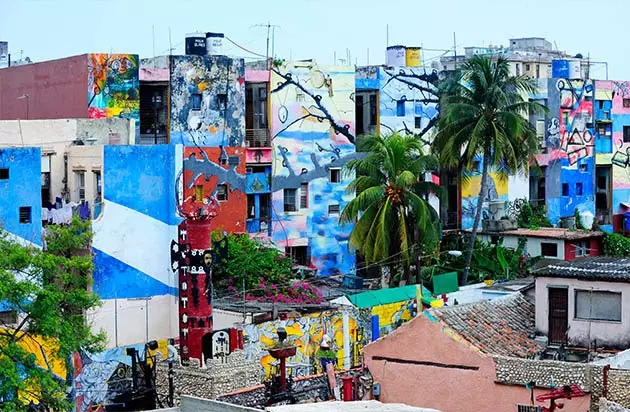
[548,287,568,345]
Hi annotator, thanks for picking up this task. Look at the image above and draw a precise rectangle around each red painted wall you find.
[363,315,591,412]
[182,147,247,234]
[564,237,602,261]
[0,55,88,120]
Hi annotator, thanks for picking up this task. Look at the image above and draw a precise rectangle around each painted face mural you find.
[87,54,140,121]
[269,62,359,276]
[169,56,245,146]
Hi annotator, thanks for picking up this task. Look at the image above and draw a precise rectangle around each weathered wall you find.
[535,78,596,226]
[72,340,170,412]
[363,315,591,412]
[0,55,88,120]
[241,308,368,378]
[91,145,182,347]
[169,55,245,146]
[269,62,357,276]
[67,145,103,216]
[155,351,261,401]
[181,147,247,233]
[535,277,630,348]
[461,169,510,229]
[0,147,42,246]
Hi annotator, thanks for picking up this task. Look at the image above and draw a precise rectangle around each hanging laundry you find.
[79,201,91,220]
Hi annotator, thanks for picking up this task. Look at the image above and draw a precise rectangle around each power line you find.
[224,35,267,58]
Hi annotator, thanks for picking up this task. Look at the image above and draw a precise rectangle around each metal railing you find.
[246,129,271,147]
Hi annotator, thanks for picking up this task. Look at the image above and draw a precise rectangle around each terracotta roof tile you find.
[430,294,540,358]
[535,256,630,282]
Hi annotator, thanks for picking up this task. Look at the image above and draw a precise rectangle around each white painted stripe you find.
[3,231,41,249]
[93,200,179,287]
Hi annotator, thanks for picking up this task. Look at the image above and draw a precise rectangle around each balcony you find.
[245,129,271,148]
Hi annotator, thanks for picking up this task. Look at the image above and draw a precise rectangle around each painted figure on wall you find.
[88,54,140,121]
[269,62,358,276]
[169,56,245,146]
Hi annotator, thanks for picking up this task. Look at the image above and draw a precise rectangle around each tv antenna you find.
[252,22,281,68]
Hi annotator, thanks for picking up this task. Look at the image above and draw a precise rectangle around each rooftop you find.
[428,294,540,358]
[534,256,630,283]
[268,401,440,412]
[488,227,602,240]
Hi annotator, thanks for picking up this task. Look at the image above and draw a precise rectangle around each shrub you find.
[603,232,630,256]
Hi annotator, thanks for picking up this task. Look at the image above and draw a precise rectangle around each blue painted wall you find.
[0,147,42,246]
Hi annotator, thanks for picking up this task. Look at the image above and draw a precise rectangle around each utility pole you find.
[453,32,457,70]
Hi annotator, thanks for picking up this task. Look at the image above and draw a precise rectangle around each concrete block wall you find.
[600,398,630,412]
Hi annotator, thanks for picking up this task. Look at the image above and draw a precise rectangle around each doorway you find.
[548,287,568,345]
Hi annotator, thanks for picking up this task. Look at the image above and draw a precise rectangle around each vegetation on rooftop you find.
[508,198,552,229]
[602,232,630,257]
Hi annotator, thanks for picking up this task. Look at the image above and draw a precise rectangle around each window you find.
[579,164,588,173]
[536,120,545,146]
[562,183,569,197]
[525,64,531,71]
[0,168,8,180]
[195,185,204,202]
[575,290,621,322]
[217,184,228,201]
[191,93,202,110]
[598,125,606,136]
[75,171,85,201]
[247,195,256,219]
[575,240,590,257]
[217,93,227,109]
[396,100,405,117]
[624,98,630,108]
[19,207,31,224]
[284,189,297,212]
[286,246,309,266]
[0,310,17,325]
[562,111,569,126]
[329,168,341,183]
[541,242,558,257]
[414,116,422,129]
[516,63,521,76]
[576,182,583,196]
[624,126,630,143]
[328,204,340,215]
[536,64,540,79]
[300,183,308,209]
[517,405,542,412]
[93,171,102,203]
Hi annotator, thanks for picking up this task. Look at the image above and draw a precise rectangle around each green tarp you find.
[345,284,426,309]
[432,272,460,295]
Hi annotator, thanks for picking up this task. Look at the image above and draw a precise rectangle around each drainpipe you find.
[603,364,611,398]
[62,152,69,202]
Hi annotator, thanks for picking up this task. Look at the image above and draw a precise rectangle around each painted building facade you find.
[269,61,358,276]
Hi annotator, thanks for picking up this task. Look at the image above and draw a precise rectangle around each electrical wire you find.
[224,36,267,58]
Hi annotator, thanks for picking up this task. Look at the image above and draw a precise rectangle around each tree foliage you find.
[433,56,547,284]
[0,218,104,411]
[212,233,323,304]
[602,232,630,257]
[340,133,441,285]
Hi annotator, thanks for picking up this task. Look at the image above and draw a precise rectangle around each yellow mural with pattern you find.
[371,301,413,334]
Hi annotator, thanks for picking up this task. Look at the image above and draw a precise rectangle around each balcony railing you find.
[246,129,271,148]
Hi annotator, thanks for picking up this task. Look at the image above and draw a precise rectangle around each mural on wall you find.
[72,341,169,412]
[370,300,414,336]
[460,169,508,230]
[87,54,140,121]
[179,147,247,233]
[269,62,359,276]
[169,56,245,146]
[0,147,42,247]
[595,81,630,216]
[241,309,368,378]
[542,79,595,225]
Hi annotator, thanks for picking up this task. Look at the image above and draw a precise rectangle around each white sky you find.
[1,0,627,80]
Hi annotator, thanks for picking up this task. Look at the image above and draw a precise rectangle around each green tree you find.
[0,218,104,411]
[340,133,441,286]
[433,56,547,284]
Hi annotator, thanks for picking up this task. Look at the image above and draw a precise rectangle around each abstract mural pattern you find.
[87,54,140,121]
[169,56,245,146]
[72,341,169,412]
[269,62,358,276]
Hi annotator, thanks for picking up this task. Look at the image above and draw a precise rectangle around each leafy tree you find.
[212,233,323,304]
[0,218,104,411]
[340,133,441,286]
[433,56,547,284]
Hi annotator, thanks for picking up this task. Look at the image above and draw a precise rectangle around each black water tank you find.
[185,32,206,56]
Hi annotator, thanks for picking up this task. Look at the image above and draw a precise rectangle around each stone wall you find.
[600,398,630,412]
[156,350,262,403]
[493,356,630,410]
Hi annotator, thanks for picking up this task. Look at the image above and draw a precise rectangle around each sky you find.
[1,0,629,80]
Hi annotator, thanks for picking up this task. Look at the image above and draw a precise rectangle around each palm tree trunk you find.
[462,151,490,285]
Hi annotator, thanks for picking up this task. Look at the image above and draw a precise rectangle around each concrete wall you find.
[269,61,358,276]
[478,235,566,260]
[0,118,134,208]
[0,55,88,120]
[535,277,630,348]
[179,396,260,412]
[91,145,182,347]
[0,147,42,247]
[363,314,591,412]
[169,55,245,146]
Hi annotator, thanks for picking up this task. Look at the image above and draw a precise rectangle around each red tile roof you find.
[429,294,541,358]
[493,228,602,240]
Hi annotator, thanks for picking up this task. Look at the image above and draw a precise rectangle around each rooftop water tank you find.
[206,32,224,56]
[185,33,206,56]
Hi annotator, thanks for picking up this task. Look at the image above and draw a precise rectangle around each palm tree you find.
[433,55,547,285]
[340,133,441,286]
